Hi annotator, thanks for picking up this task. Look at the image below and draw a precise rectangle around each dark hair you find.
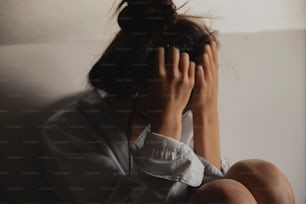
[88,0,219,98]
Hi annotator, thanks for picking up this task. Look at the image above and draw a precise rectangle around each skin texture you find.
[190,160,295,204]
[188,41,221,169]
[107,42,295,204]
[148,46,195,141]
[225,159,295,204]
[190,179,257,204]
[146,42,222,172]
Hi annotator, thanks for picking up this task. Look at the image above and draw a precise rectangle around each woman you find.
[40,0,295,203]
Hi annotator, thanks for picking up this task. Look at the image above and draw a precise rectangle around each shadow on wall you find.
[0,89,90,203]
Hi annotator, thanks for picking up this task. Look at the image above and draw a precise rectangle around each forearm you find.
[192,110,221,169]
[151,111,182,141]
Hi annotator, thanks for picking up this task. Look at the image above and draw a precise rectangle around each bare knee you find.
[189,179,257,204]
[226,159,295,204]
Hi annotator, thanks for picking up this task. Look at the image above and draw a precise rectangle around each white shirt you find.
[40,89,231,204]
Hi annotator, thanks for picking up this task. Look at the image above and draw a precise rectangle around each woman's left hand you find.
[187,41,219,115]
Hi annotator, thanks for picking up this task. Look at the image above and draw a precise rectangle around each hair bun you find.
[118,0,177,33]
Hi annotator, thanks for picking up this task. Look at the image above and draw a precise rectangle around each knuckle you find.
[182,77,189,84]
[174,72,181,79]
[157,71,166,78]
[182,78,194,88]
[168,72,179,81]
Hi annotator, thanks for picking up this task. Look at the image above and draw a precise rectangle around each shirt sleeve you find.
[131,131,232,200]
[40,116,205,204]
[40,120,120,204]
[129,131,205,203]
[195,153,232,183]
[132,131,204,186]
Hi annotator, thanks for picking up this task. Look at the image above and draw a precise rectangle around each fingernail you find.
[157,47,163,51]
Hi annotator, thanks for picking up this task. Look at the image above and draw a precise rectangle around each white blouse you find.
[40,89,231,204]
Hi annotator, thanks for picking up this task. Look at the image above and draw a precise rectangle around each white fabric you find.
[40,89,231,204]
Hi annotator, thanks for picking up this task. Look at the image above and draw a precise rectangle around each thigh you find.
[225,159,295,204]
[187,178,257,204]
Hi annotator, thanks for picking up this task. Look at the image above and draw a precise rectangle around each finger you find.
[168,46,180,77]
[195,64,205,86]
[179,52,190,78]
[189,61,195,84]
[209,41,219,79]
[204,53,212,81]
[211,41,218,66]
[155,47,166,77]
[197,49,209,81]
[205,44,214,69]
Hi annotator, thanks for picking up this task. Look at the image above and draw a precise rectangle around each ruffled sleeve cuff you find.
[132,132,204,187]
[195,153,232,183]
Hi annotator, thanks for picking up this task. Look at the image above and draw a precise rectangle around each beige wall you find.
[217,31,305,204]
[0,0,305,44]
[0,0,118,44]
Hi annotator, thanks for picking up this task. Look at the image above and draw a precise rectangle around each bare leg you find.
[225,159,295,204]
[189,178,257,204]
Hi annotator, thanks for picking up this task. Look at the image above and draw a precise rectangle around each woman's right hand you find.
[146,46,195,140]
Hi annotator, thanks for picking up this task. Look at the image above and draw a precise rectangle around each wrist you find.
[151,111,182,141]
[192,106,218,117]
[192,109,219,126]
[150,108,182,122]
